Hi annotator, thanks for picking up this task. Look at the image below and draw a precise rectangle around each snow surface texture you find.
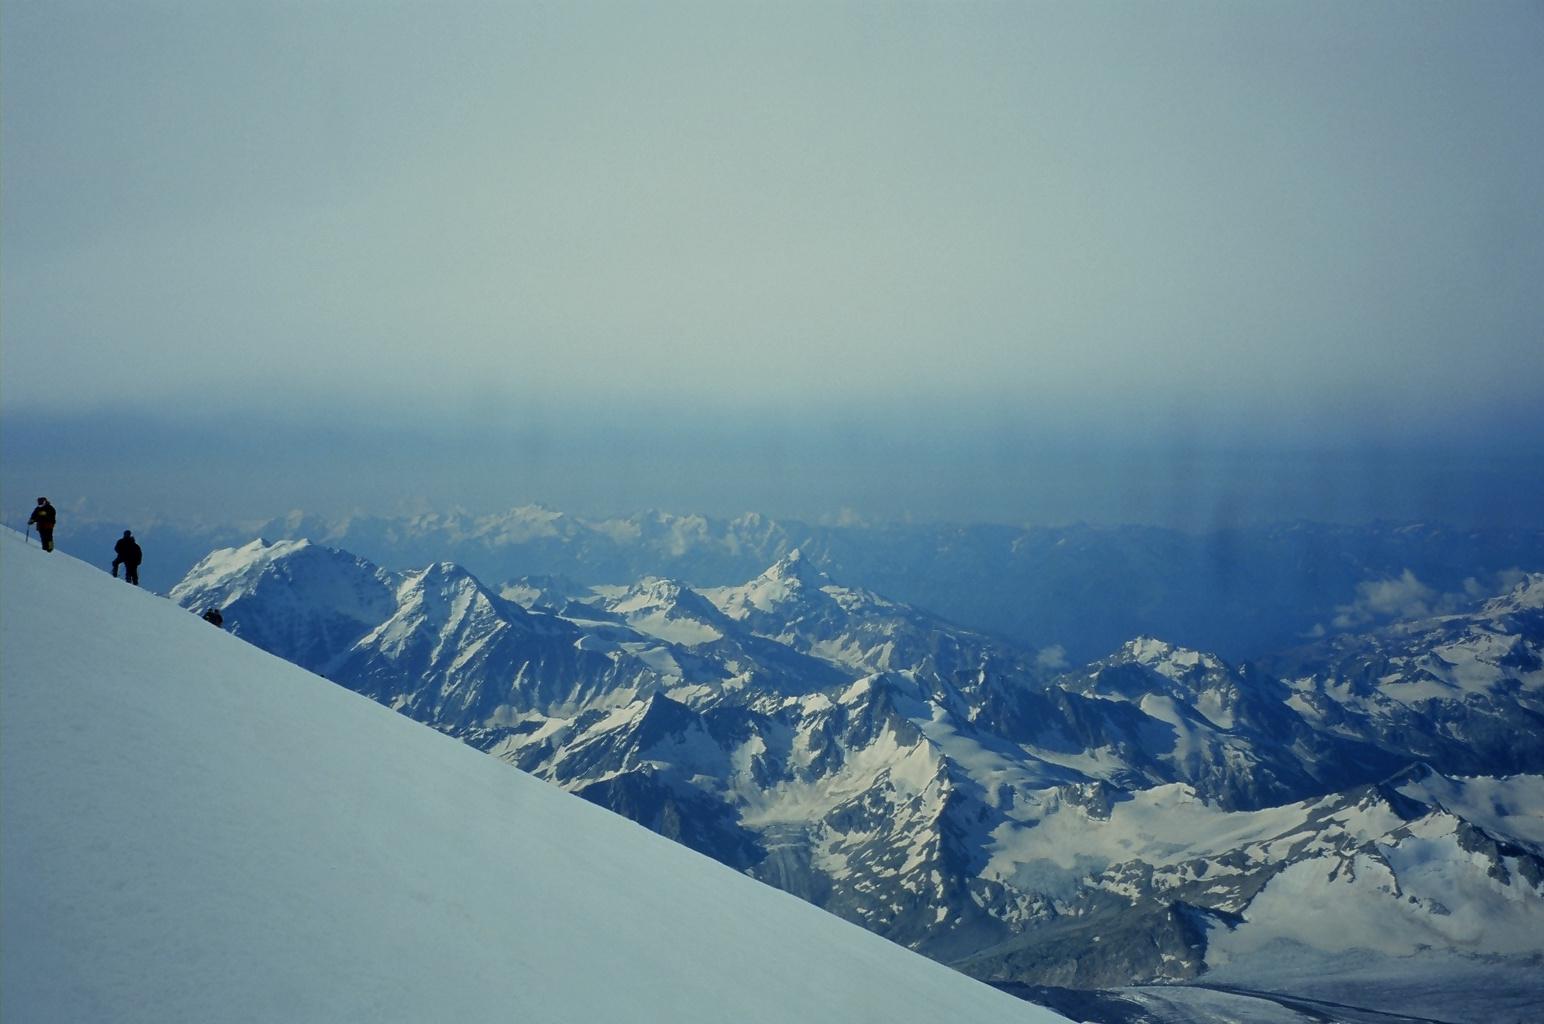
[0,528,1066,1024]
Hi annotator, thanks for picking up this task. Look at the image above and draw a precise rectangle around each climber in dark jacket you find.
[28,497,57,551]
[112,530,143,585]
[202,608,224,628]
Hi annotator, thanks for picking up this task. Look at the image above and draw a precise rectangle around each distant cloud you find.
[823,507,870,528]
[1036,644,1069,671]
[1463,568,1529,601]
[1331,568,1528,631]
[1331,570,1437,629]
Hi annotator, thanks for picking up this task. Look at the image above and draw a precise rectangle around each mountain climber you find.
[112,530,143,586]
[28,497,56,552]
[202,608,224,628]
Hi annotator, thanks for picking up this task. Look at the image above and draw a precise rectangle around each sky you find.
[3,2,1543,528]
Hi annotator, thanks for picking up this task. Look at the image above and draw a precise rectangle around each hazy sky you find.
[4,2,1543,527]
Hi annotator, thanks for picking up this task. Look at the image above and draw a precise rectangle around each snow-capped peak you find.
[705,550,833,622]
[391,562,512,630]
[169,537,399,640]
[174,536,311,589]
[1114,636,1227,679]
[763,547,825,585]
[611,577,705,615]
[603,577,729,646]
[1481,572,1544,616]
[1122,635,1176,663]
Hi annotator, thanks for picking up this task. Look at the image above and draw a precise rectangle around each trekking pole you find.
[24,523,32,546]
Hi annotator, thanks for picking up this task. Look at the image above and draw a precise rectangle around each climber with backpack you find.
[112,530,143,586]
[28,498,57,552]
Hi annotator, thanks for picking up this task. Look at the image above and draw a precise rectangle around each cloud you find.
[1331,570,1438,629]
[1036,645,1070,672]
[1331,568,1529,631]
[1464,568,1529,601]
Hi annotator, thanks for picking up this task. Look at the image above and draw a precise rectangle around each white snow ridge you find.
[0,528,1066,1024]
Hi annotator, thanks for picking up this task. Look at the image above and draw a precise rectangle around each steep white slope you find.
[0,529,1064,1024]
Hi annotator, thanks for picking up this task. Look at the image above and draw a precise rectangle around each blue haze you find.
[3,3,1542,529]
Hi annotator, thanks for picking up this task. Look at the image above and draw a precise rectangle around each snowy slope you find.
[0,528,1066,1024]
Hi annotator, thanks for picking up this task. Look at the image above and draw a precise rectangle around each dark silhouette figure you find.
[28,498,56,552]
[112,530,143,586]
[202,608,224,628]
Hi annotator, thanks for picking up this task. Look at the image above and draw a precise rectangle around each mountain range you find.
[60,503,1544,663]
[170,532,1544,1020]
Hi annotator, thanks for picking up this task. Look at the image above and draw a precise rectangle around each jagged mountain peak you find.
[1313,767,1440,824]
[169,538,398,645]
[1120,635,1177,661]
[407,559,482,586]
[175,535,401,587]
[601,576,732,646]
[1069,637,1242,706]
[705,549,839,624]
[838,670,930,707]
[615,575,705,610]
[1482,571,1544,616]
[631,691,701,744]
[254,534,310,555]
[180,535,312,580]
[1115,636,1227,675]
[388,561,528,633]
[763,546,826,584]
[769,545,806,569]
[398,560,503,606]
